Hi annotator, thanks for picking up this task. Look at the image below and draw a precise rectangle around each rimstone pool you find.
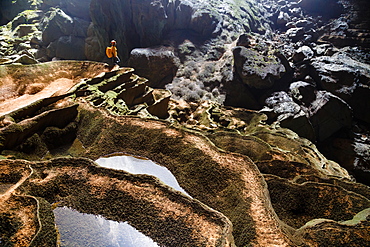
[54,207,159,247]
[54,154,190,246]
[95,154,190,196]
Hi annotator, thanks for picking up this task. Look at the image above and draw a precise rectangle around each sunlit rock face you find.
[88,0,268,61]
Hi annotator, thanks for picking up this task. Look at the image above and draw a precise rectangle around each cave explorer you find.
[106,40,120,66]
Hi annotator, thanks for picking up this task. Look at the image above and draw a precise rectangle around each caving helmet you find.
[110,40,116,45]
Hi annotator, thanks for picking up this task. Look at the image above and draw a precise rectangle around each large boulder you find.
[233,46,285,89]
[264,91,315,141]
[307,91,352,142]
[40,8,74,45]
[319,132,370,185]
[40,8,91,60]
[310,51,370,124]
[264,88,352,143]
[289,81,317,106]
[128,46,180,88]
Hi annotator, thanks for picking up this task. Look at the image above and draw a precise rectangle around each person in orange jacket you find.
[106,40,120,66]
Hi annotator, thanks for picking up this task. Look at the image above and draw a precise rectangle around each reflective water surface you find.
[54,207,159,247]
[95,154,190,196]
[54,155,189,247]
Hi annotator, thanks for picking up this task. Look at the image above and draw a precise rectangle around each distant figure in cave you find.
[106,40,120,67]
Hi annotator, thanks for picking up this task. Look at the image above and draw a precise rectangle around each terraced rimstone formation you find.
[1,60,370,246]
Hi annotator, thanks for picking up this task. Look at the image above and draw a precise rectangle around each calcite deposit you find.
[1,61,369,246]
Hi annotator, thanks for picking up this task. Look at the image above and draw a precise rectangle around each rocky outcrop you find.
[233,46,285,89]
[75,66,172,118]
[127,46,180,88]
[310,51,370,124]
[40,8,89,60]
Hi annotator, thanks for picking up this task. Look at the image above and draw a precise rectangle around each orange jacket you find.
[106,46,117,58]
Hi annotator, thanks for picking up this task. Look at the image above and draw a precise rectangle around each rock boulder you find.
[233,46,285,89]
[307,91,352,142]
[128,46,180,88]
[41,8,74,45]
[310,51,370,124]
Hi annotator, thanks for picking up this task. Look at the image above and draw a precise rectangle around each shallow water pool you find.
[54,207,159,247]
[54,154,190,246]
[95,154,190,196]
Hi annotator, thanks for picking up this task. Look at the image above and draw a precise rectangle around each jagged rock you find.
[236,34,252,47]
[233,46,285,89]
[310,51,370,124]
[71,17,90,37]
[286,27,305,41]
[76,66,172,118]
[263,88,353,142]
[40,8,74,45]
[312,43,332,56]
[128,46,180,88]
[289,81,316,106]
[147,89,172,119]
[292,45,314,63]
[265,91,302,116]
[263,91,316,141]
[307,91,352,141]
[295,19,313,28]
